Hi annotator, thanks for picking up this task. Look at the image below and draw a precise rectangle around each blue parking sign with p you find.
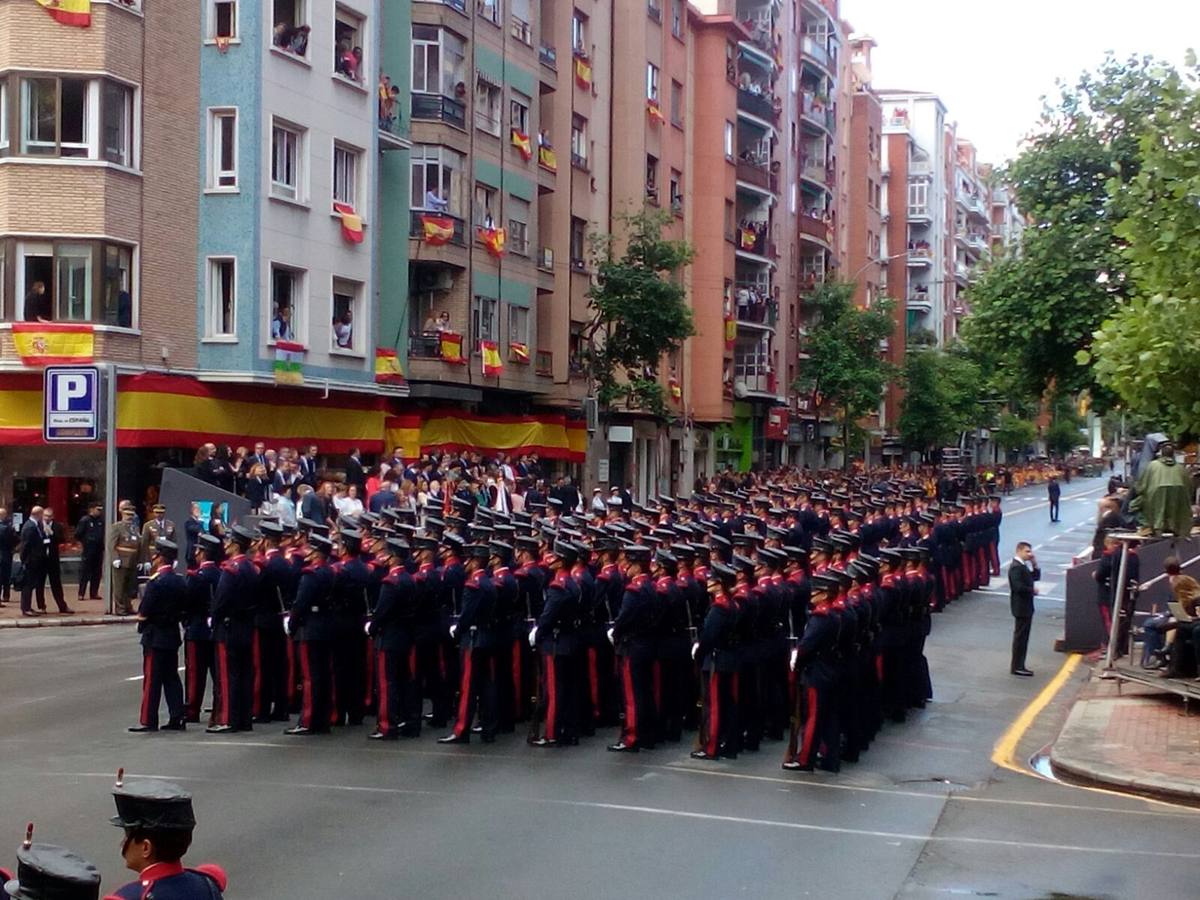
[44,366,100,442]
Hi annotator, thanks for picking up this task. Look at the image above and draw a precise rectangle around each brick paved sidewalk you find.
[1051,674,1200,803]
[0,595,134,629]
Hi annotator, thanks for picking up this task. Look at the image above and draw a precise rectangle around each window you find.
[510,0,531,43]
[570,114,588,168]
[723,120,734,158]
[270,264,305,344]
[725,41,736,82]
[271,0,308,57]
[209,0,237,40]
[669,169,682,214]
[331,277,361,352]
[908,179,929,215]
[20,77,84,157]
[570,217,587,268]
[479,0,501,26]
[509,91,530,135]
[206,257,237,338]
[508,304,529,348]
[472,295,498,346]
[474,77,502,135]
[473,183,498,230]
[410,144,465,215]
[411,25,465,96]
[332,143,360,209]
[572,12,588,56]
[671,0,683,38]
[270,119,304,202]
[645,154,659,202]
[646,63,659,101]
[333,6,365,82]
[669,79,683,126]
[207,108,237,189]
[101,80,133,166]
[507,195,530,255]
[6,239,134,326]
[647,0,661,22]
[5,75,134,163]
[0,81,7,154]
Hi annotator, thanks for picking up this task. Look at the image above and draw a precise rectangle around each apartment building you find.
[950,138,990,341]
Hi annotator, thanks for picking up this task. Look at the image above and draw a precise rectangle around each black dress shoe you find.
[690,750,717,760]
[367,730,398,741]
[437,734,469,744]
[205,724,234,734]
[1012,668,1034,677]
[283,725,314,736]
[529,737,558,747]
[127,724,158,733]
[20,611,36,617]
[162,720,187,732]
[57,608,75,615]
[471,724,483,734]
[607,742,639,753]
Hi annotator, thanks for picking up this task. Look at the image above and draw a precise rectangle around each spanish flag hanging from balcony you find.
[538,145,557,171]
[373,347,405,385]
[509,342,530,364]
[420,214,455,246]
[439,331,466,364]
[574,57,592,90]
[333,202,364,245]
[669,375,682,402]
[646,100,666,125]
[273,341,305,386]
[511,130,533,161]
[480,340,503,377]
[11,323,94,366]
[34,0,91,27]
[740,226,757,249]
[723,315,736,350]
[479,226,507,258]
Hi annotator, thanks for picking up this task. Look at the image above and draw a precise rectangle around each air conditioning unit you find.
[583,396,599,432]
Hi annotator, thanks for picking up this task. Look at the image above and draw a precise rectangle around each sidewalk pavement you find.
[0,595,135,629]
[1051,670,1200,804]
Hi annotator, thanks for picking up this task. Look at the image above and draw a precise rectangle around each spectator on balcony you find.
[425,189,450,214]
[272,22,293,48]
[23,280,51,323]
[289,24,310,56]
[272,305,294,342]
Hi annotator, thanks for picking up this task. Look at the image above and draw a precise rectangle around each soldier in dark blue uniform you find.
[652,548,690,743]
[206,526,259,733]
[530,541,581,747]
[440,544,498,743]
[183,534,221,725]
[129,539,187,733]
[786,573,841,772]
[253,522,293,724]
[284,534,336,735]
[108,774,227,899]
[368,537,418,740]
[488,541,520,733]
[2,841,101,900]
[608,544,657,752]
[330,529,372,727]
[691,562,741,760]
[512,535,545,728]
[410,536,445,734]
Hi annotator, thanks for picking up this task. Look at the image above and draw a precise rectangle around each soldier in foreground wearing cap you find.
[440,543,498,743]
[529,541,581,747]
[285,533,336,735]
[368,538,418,740]
[206,526,259,733]
[331,529,372,727]
[691,563,741,760]
[2,832,102,900]
[183,535,222,725]
[108,774,227,899]
[129,539,187,733]
[608,545,656,752]
[253,522,293,724]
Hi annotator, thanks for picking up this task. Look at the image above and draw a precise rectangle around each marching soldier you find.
[331,529,372,727]
[129,538,187,733]
[489,541,520,733]
[368,538,418,740]
[285,534,336,735]
[608,545,656,753]
[183,534,222,725]
[412,536,447,733]
[440,543,498,743]
[786,573,841,772]
[207,526,259,733]
[691,562,741,761]
[254,522,293,724]
[530,541,580,747]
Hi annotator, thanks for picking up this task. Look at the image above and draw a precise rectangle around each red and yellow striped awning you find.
[386,410,586,462]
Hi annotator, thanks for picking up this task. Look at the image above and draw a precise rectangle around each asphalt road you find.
[2,474,1198,899]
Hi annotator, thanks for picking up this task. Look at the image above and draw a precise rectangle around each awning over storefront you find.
[386,410,587,462]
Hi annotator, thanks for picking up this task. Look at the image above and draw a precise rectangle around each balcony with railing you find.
[411,93,467,130]
[801,158,834,187]
[799,211,832,244]
[735,154,777,194]
[409,209,467,246]
[539,43,557,69]
[907,286,931,311]
[737,86,780,124]
[800,35,831,71]
[735,223,771,259]
[735,292,778,329]
[800,92,834,132]
[906,242,932,265]
[510,14,532,45]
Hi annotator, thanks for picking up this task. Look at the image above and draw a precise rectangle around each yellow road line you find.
[991,652,1082,771]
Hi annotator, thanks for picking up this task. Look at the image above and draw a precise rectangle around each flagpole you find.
[103,363,118,616]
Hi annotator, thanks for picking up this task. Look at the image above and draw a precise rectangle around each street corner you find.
[1049,672,1200,806]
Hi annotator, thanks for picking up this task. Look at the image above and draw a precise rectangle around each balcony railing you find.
[801,160,833,185]
[734,371,778,395]
[735,158,775,192]
[539,43,557,69]
[510,15,532,44]
[736,300,777,328]
[737,88,779,123]
[800,93,833,131]
[799,213,832,243]
[411,93,467,129]
[535,349,553,376]
[408,332,460,361]
[801,36,830,69]
[736,226,769,256]
[409,209,467,246]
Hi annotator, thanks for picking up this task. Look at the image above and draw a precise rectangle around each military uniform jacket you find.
[491,567,519,639]
[210,555,258,644]
[795,605,839,686]
[184,562,219,642]
[537,569,580,656]
[514,563,546,636]
[612,573,655,658]
[138,566,186,650]
[291,563,336,642]
[439,558,467,618]
[371,567,417,651]
[107,861,224,899]
[656,575,690,659]
[784,571,810,641]
[413,562,445,640]
[875,574,907,648]
[458,569,498,649]
[332,556,372,632]
[594,563,624,624]
[697,593,740,673]
[256,550,295,629]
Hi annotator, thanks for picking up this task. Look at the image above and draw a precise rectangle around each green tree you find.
[993,413,1038,455]
[963,55,1177,405]
[1084,59,1200,438]
[1045,418,1085,457]
[897,348,984,455]
[583,209,695,418]
[793,282,895,468]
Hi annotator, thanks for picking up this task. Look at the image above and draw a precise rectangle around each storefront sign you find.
[43,366,99,443]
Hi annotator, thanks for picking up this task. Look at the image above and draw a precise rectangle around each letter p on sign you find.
[56,373,89,410]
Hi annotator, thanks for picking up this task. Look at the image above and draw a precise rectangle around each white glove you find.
[606,627,615,646]
[528,626,538,648]
[113,560,121,569]
[691,642,699,661]
[363,621,372,636]
[449,624,458,639]
[206,617,213,629]
[790,647,799,671]
[282,614,291,634]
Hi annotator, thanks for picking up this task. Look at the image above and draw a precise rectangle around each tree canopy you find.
[897,348,984,454]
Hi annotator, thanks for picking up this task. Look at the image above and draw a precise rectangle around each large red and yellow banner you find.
[11,323,94,365]
[385,410,586,462]
[35,0,91,27]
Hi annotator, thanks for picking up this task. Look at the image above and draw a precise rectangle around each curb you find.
[1049,700,1200,807]
[0,615,137,629]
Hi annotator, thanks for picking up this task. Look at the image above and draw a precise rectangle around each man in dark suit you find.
[345,447,367,493]
[18,506,48,616]
[297,444,320,487]
[1008,541,1040,676]
[74,501,106,600]
[40,506,72,614]
[0,506,17,605]
[1047,478,1061,523]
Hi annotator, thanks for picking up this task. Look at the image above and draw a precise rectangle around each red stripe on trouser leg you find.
[512,640,523,720]
[140,652,154,726]
[437,644,446,679]
[216,644,231,726]
[408,646,418,679]
[286,639,296,707]
[876,653,884,684]
[185,643,199,717]
[251,632,262,719]
[376,649,390,735]
[799,685,819,766]
[587,647,600,720]
[329,658,339,726]
[299,643,314,729]
[364,638,375,708]
[544,653,558,740]
[621,658,637,746]
[454,649,474,738]
[706,671,720,757]
[652,661,662,714]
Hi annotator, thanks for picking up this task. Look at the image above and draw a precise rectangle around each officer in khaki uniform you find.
[138,504,177,570]
[108,503,142,615]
